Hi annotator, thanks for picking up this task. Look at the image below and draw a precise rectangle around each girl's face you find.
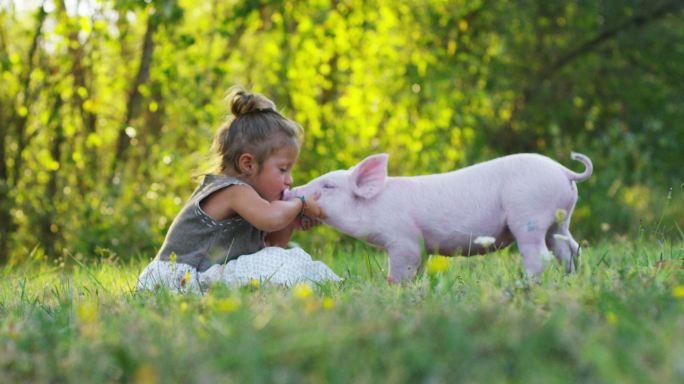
[250,146,299,202]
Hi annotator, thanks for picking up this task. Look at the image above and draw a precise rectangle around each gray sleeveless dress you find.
[155,174,265,272]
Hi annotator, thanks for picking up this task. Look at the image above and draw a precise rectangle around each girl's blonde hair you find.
[214,87,303,174]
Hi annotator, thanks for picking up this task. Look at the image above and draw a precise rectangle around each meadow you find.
[2,1,683,382]
[1,238,682,383]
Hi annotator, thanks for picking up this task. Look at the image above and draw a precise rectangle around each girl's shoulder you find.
[195,174,253,222]
[190,174,247,202]
[201,173,244,187]
[204,174,251,192]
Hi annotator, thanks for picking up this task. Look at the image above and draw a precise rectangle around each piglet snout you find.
[282,189,296,200]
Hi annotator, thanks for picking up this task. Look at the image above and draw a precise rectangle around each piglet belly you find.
[423,226,513,257]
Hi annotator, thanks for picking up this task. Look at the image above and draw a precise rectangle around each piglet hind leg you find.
[386,241,422,283]
[547,222,581,273]
[510,217,555,278]
[547,218,581,273]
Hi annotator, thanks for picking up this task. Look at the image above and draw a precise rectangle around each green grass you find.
[1,240,683,383]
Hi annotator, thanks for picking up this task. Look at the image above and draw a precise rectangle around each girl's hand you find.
[294,215,321,231]
[301,191,325,219]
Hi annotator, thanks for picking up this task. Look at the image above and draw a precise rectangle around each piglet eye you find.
[322,184,335,189]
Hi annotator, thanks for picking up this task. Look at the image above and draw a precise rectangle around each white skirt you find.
[135,247,343,294]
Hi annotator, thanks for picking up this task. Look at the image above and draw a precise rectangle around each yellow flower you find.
[292,282,313,300]
[605,311,618,326]
[179,271,191,288]
[215,297,241,313]
[76,301,99,323]
[75,301,101,337]
[169,252,177,264]
[555,209,567,224]
[673,285,684,299]
[427,256,450,275]
[134,363,159,384]
[322,297,335,310]
[179,302,189,312]
[249,279,260,289]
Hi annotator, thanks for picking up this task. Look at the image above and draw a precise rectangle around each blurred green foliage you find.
[0,0,682,262]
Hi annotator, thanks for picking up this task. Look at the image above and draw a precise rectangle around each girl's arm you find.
[205,184,322,233]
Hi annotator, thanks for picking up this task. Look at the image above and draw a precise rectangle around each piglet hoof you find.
[387,275,397,284]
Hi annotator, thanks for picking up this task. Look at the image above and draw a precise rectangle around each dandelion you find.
[215,297,241,313]
[76,301,99,323]
[555,209,567,224]
[673,285,684,299]
[322,297,336,310]
[249,278,259,289]
[292,282,313,300]
[179,271,191,288]
[427,256,450,275]
[473,236,496,248]
[75,300,101,337]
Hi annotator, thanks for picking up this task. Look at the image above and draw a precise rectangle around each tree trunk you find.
[0,6,46,263]
[39,93,64,258]
[59,1,99,190]
[0,125,12,262]
[110,11,159,180]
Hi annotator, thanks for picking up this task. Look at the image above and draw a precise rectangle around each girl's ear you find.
[238,153,257,175]
[350,154,388,199]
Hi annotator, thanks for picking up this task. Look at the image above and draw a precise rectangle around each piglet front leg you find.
[386,240,422,283]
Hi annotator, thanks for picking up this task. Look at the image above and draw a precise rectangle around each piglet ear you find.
[350,154,388,199]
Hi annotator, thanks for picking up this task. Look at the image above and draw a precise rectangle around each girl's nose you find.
[285,173,293,186]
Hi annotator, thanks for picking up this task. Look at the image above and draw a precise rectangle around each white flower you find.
[553,234,570,241]
[473,236,496,248]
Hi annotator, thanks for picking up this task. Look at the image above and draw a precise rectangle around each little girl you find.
[136,88,341,293]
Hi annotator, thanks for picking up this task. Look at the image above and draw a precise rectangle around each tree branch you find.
[499,1,684,152]
[539,0,684,82]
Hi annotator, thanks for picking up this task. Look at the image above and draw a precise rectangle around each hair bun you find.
[228,88,276,117]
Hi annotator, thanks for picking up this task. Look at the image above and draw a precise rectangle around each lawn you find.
[1,240,682,383]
